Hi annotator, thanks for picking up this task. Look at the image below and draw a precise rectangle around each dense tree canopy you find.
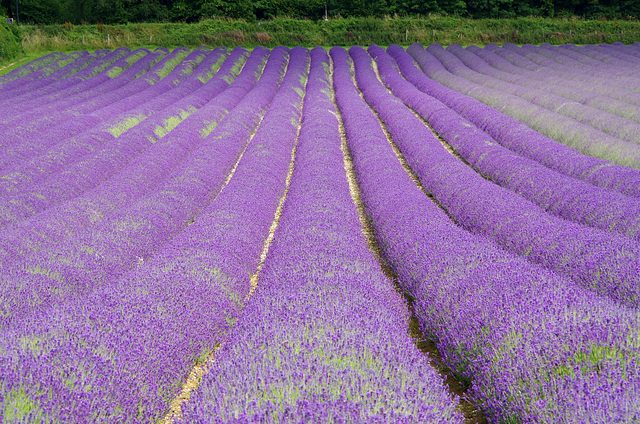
[1,0,638,24]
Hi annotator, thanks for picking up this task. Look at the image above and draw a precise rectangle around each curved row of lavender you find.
[499,43,640,90]
[331,45,640,424]
[0,47,235,228]
[0,48,160,135]
[0,48,130,109]
[0,47,188,161]
[441,44,640,135]
[427,43,640,145]
[0,46,197,124]
[350,46,640,307]
[180,46,463,424]
[0,52,78,89]
[0,49,132,129]
[0,48,170,169]
[0,47,282,332]
[387,44,640,198]
[0,48,223,187]
[406,44,640,168]
[461,44,640,115]
[0,46,310,423]
[548,43,640,78]
[0,48,249,264]
[483,43,640,101]
[0,50,100,98]
[0,52,65,84]
[366,45,640,242]
[491,43,640,95]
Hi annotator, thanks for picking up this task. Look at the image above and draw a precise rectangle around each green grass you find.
[10,16,640,55]
[3,15,637,77]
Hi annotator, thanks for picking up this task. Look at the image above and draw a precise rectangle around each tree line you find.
[2,0,639,25]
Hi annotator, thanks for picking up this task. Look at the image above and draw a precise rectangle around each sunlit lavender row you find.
[1,43,639,423]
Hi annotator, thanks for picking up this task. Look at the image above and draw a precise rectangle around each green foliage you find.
[11,15,640,55]
[2,0,639,25]
[19,0,64,24]
[0,15,21,61]
[254,0,325,20]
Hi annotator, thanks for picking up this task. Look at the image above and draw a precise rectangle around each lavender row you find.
[0,48,131,112]
[389,45,640,198]
[0,47,159,123]
[0,47,199,173]
[426,44,640,146]
[0,48,247,261]
[0,52,76,89]
[0,47,165,133]
[0,48,210,196]
[332,45,640,424]
[181,46,462,424]
[0,49,168,170]
[0,50,105,100]
[26,46,195,116]
[355,46,640,307]
[483,44,640,106]
[448,44,640,124]
[454,42,640,110]
[0,51,89,94]
[0,47,310,424]
[0,48,232,228]
[404,44,640,173]
[565,43,640,71]
[493,43,640,97]
[603,42,640,60]
[365,45,640,242]
[0,47,281,331]
[0,48,212,179]
[507,43,640,83]
[0,52,65,84]
[504,42,640,109]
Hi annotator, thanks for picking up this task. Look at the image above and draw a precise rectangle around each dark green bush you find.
[0,16,22,61]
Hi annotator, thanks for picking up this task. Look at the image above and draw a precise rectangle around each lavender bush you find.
[406,43,640,168]
[1,43,639,424]
[363,45,640,242]
[390,44,640,193]
[332,45,640,424]
[0,46,313,423]
[180,46,462,424]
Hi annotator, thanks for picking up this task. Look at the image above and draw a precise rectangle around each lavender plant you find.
[390,44,640,196]
[363,45,640,242]
[0,46,311,424]
[332,45,640,424]
[180,46,463,424]
[407,44,640,167]
[344,46,640,307]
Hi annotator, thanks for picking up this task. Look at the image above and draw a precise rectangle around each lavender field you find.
[0,43,639,424]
